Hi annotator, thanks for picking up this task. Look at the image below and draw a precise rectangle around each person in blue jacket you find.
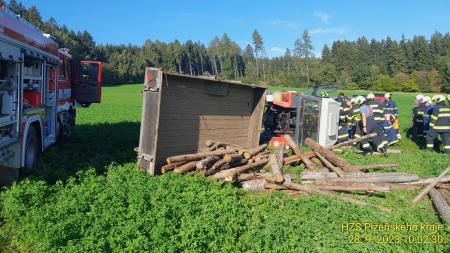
[422,96,435,134]
[382,93,401,140]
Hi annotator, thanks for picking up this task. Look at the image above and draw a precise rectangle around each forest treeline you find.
[4,0,450,92]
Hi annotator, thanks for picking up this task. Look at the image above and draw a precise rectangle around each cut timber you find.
[161,161,187,174]
[241,179,267,191]
[437,184,450,190]
[204,159,227,176]
[314,151,345,177]
[313,182,391,192]
[239,173,291,183]
[353,149,401,155]
[438,189,450,205]
[429,188,450,224]
[300,172,418,181]
[243,144,267,159]
[413,166,450,203]
[196,156,220,170]
[304,138,358,171]
[166,149,236,164]
[174,161,198,174]
[211,158,269,180]
[316,173,420,184]
[352,163,400,171]
[284,134,316,170]
[266,154,284,183]
[328,133,377,150]
[300,171,339,180]
[402,176,450,185]
[223,154,243,163]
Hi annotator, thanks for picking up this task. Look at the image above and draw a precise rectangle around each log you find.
[314,151,345,177]
[211,159,269,180]
[316,173,420,184]
[195,156,220,170]
[161,161,187,174]
[267,182,391,212]
[313,182,391,192]
[437,183,450,190]
[328,133,377,150]
[284,134,316,170]
[402,176,450,185]
[243,144,268,159]
[438,189,450,206]
[300,171,339,180]
[353,149,401,155]
[266,154,284,183]
[301,172,418,181]
[255,154,270,162]
[204,159,227,176]
[241,179,267,191]
[173,161,198,174]
[223,154,243,163]
[304,138,358,171]
[429,188,450,224]
[413,166,450,203]
[352,163,400,171]
[166,149,236,164]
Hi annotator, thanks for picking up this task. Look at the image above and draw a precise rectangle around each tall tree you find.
[252,29,264,81]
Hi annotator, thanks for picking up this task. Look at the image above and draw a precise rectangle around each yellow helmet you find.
[433,95,446,103]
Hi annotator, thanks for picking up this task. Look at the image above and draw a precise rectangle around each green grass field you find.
[0,84,449,252]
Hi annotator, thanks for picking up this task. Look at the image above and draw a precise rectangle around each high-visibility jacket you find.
[415,103,425,123]
[347,105,361,127]
[430,102,450,133]
[423,104,436,132]
[382,100,398,118]
[339,101,349,126]
[368,100,384,123]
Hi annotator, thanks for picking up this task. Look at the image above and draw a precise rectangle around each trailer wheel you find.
[23,127,39,173]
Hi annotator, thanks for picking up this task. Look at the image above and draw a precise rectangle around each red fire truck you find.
[0,6,102,183]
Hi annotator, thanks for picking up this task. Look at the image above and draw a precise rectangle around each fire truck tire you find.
[55,118,63,143]
[23,127,39,173]
[67,112,75,136]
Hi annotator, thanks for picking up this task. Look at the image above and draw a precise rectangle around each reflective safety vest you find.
[368,100,384,123]
[382,100,398,117]
[430,103,450,132]
[347,105,361,126]
[415,103,425,123]
[339,101,349,125]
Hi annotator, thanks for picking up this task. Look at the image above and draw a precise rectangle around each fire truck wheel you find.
[55,119,63,143]
[24,127,39,173]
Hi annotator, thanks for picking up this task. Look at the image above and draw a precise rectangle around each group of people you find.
[410,94,450,154]
[333,92,401,155]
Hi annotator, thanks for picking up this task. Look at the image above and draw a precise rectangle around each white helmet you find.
[367,93,375,99]
[356,95,366,105]
[416,94,424,101]
[384,93,391,99]
[350,97,357,104]
[422,96,431,104]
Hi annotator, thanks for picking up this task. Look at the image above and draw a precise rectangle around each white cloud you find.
[309,27,348,35]
[270,20,299,30]
[313,11,331,24]
[271,47,287,53]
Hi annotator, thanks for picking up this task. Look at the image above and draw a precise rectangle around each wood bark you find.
[173,161,198,174]
[438,189,450,206]
[166,149,236,164]
[266,154,284,183]
[161,161,187,174]
[352,163,400,171]
[223,154,243,163]
[314,151,345,177]
[242,144,267,159]
[437,184,450,190]
[304,138,358,171]
[196,156,220,170]
[429,188,450,224]
[402,176,450,185]
[204,159,227,176]
[313,182,391,192]
[284,134,316,170]
[316,174,420,184]
[210,158,269,180]
[413,167,450,203]
[329,133,377,150]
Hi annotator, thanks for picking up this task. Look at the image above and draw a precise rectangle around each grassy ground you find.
[0,83,449,252]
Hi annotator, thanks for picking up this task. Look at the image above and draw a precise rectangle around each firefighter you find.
[347,97,361,139]
[358,96,388,154]
[426,95,450,154]
[337,99,350,143]
[320,91,329,98]
[382,93,401,140]
[411,94,425,141]
[336,92,347,103]
[367,93,398,145]
[422,96,435,135]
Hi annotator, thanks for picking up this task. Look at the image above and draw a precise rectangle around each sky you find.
[18,0,450,58]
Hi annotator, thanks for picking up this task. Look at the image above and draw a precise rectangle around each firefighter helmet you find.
[350,97,357,104]
[367,93,375,99]
[384,93,391,99]
[422,96,431,104]
[416,94,424,101]
[356,95,366,105]
[433,95,446,103]
[320,91,329,98]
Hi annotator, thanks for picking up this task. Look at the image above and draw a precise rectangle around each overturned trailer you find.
[136,68,266,175]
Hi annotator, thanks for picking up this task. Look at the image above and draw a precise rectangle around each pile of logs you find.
[161,135,450,221]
